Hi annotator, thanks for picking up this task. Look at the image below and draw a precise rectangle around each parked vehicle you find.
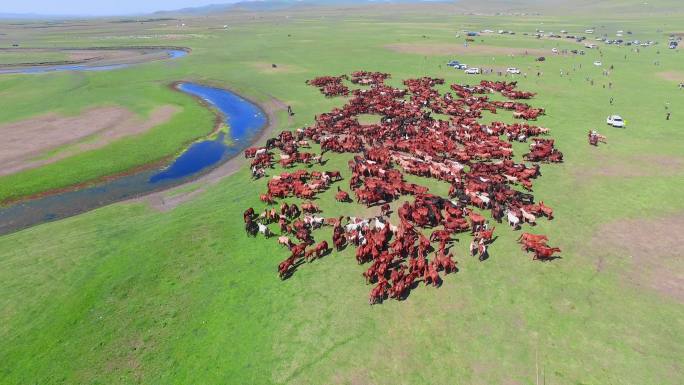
[593,60,603,66]
[464,67,481,75]
[506,67,521,74]
[606,115,625,128]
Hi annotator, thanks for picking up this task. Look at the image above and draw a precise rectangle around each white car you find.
[506,67,521,74]
[607,115,625,128]
[464,68,481,75]
[593,60,603,66]
[551,48,559,53]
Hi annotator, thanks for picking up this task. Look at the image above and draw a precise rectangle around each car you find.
[607,115,625,128]
[593,60,603,66]
[551,48,559,53]
[455,63,468,69]
[464,67,481,74]
[506,67,521,74]
[446,60,460,67]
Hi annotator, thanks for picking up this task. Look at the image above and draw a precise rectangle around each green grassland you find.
[0,50,68,65]
[1,2,683,384]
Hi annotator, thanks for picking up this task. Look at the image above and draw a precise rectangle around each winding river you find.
[0,48,189,74]
[0,82,268,235]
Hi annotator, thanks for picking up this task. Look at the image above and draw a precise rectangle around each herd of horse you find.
[243,71,562,303]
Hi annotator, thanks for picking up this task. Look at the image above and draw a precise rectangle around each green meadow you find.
[0,2,683,384]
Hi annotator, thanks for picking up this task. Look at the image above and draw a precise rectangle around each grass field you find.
[1,2,683,384]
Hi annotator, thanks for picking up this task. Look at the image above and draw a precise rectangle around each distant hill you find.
[153,0,451,15]
[2,0,679,20]
[0,13,78,20]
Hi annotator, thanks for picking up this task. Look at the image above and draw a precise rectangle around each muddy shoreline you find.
[0,46,191,69]
[0,83,283,235]
[1,83,221,207]
[136,88,287,211]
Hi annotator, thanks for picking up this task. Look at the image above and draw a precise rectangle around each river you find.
[0,82,268,235]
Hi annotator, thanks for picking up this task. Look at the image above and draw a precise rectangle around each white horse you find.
[345,217,369,232]
[475,193,491,207]
[277,236,292,248]
[506,210,520,229]
[304,215,325,229]
[520,208,536,225]
[469,239,478,256]
[258,223,272,237]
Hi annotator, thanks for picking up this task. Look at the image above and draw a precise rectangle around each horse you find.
[506,210,520,229]
[257,223,272,238]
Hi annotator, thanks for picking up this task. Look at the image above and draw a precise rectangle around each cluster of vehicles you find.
[447,60,520,76]
[480,29,516,35]
[473,24,675,51]
[595,36,655,47]
[454,26,676,81]
[446,60,468,70]
[534,27,664,48]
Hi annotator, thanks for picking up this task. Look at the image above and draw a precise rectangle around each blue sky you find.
[3,1,238,16]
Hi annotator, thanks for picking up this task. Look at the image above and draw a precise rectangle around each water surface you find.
[0,82,267,235]
[0,49,188,74]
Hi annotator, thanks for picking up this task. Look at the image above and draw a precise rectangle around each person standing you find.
[610,97,614,105]
[666,112,671,121]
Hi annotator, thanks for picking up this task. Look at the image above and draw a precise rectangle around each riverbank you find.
[0,46,190,73]
[0,83,281,235]
[137,92,287,211]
